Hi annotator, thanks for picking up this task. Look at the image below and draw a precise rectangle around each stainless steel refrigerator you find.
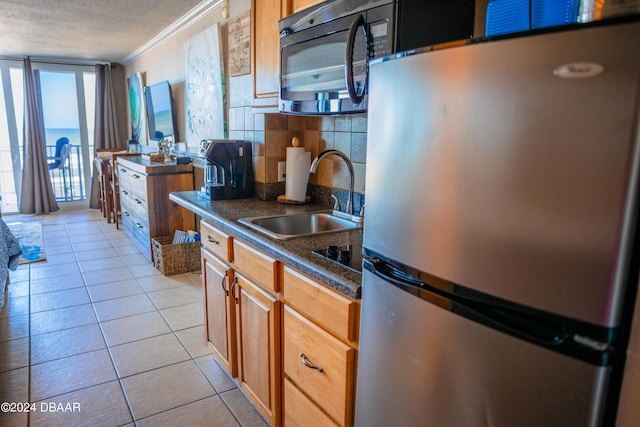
[355,17,640,427]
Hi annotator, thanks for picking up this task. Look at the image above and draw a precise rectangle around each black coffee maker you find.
[199,140,254,200]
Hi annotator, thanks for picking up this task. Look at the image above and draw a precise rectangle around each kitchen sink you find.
[238,210,362,240]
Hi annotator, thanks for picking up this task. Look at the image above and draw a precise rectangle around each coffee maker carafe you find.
[201,161,225,200]
[198,140,254,200]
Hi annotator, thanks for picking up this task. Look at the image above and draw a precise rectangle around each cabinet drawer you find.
[283,267,359,343]
[120,195,134,215]
[130,194,148,217]
[117,165,132,189]
[120,181,134,200]
[200,221,231,262]
[127,169,147,196]
[121,210,135,234]
[284,377,338,427]
[284,306,355,426]
[121,195,148,232]
[233,239,279,294]
[123,213,151,261]
[118,167,147,196]
[133,217,150,244]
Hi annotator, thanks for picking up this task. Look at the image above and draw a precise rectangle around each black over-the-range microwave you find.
[278,0,476,115]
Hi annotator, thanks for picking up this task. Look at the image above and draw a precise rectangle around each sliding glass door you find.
[0,63,24,214]
[0,60,95,213]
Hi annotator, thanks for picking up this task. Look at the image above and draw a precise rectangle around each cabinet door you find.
[234,272,281,426]
[291,0,324,13]
[202,248,237,377]
[253,0,289,98]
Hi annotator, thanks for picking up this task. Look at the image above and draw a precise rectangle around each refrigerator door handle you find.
[367,258,572,348]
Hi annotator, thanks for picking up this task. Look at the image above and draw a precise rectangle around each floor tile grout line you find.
[105,237,214,423]
[94,308,137,424]
[131,393,236,426]
[18,211,243,425]
[85,223,210,424]
[28,220,117,423]
[25,288,201,338]
[28,377,124,409]
[84,225,139,426]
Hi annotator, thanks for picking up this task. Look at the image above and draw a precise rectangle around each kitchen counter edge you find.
[169,191,362,299]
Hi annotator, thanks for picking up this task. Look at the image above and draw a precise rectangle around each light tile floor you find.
[0,207,269,427]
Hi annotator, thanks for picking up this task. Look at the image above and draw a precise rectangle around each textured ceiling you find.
[0,0,206,63]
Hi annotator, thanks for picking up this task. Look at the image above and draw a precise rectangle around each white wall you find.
[123,0,251,150]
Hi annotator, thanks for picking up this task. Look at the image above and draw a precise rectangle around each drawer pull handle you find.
[207,235,219,245]
[221,271,229,296]
[122,190,129,195]
[134,198,142,204]
[120,168,126,173]
[231,277,239,304]
[300,354,323,373]
[133,174,141,179]
[230,277,238,304]
[123,211,130,217]
[136,223,144,229]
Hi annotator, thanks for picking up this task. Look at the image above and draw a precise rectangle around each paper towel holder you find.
[278,136,311,204]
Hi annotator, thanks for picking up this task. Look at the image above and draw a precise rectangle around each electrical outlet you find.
[278,162,286,182]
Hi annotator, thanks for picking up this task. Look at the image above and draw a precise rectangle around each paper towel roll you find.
[285,147,311,202]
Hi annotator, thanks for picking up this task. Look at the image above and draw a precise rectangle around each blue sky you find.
[40,71,80,129]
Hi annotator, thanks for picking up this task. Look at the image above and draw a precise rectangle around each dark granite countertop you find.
[169,191,363,299]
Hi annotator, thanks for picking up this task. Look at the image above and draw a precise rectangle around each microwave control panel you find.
[370,20,392,58]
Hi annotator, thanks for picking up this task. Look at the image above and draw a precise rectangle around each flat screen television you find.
[144,80,178,142]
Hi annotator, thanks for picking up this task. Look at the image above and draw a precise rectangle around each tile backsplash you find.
[227,106,367,211]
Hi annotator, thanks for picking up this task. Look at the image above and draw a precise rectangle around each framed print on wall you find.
[229,11,251,77]
[186,23,226,146]
[127,72,148,145]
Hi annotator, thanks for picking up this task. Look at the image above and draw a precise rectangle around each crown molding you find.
[122,0,222,66]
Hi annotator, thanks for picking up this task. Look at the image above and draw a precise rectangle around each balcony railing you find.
[46,144,86,202]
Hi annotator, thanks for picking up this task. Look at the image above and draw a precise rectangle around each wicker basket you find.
[151,236,201,276]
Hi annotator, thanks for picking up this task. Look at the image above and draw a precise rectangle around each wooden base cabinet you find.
[201,220,281,426]
[235,273,281,426]
[201,220,359,427]
[283,306,356,426]
[202,221,237,377]
[118,157,194,262]
[282,266,359,427]
[202,248,236,377]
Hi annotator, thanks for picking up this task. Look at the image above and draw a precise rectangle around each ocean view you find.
[45,128,83,147]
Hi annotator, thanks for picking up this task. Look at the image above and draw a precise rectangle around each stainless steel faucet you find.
[310,149,355,216]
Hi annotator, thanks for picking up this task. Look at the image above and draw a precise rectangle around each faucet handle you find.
[331,194,340,211]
